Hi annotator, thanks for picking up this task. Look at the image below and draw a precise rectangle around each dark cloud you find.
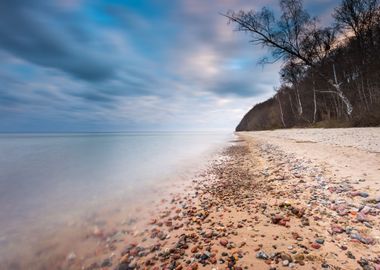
[0,0,116,81]
[0,90,21,106]
[71,91,115,103]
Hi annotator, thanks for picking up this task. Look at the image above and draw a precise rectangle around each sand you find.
[98,127,379,270]
[241,127,380,194]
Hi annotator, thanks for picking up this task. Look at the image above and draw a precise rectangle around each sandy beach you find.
[40,128,380,270]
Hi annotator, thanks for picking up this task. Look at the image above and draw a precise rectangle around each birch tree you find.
[223,0,354,116]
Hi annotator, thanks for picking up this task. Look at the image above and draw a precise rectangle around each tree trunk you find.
[276,94,286,128]
[295,84,303,116]
[332,64,353,117]
[312,75,317,124]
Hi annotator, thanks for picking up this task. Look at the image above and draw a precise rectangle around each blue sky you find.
[0,0,339,132]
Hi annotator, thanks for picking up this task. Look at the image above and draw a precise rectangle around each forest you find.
[230,0,380,131]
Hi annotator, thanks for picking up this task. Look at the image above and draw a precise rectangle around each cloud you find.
[0,0,341,131]
[0,0,117,81]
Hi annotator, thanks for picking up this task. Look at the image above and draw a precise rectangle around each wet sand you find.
[11,128,380,270]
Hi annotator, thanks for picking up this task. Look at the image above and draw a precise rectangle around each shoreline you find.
[0,135,229,270]
[4,128,380,269]
[104,128,379,270]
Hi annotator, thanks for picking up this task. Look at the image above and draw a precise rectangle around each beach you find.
[74,127,380,270]
[0,133,228,270]
[5,128,380,269]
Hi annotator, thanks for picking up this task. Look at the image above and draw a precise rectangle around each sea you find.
[0,132,230,268]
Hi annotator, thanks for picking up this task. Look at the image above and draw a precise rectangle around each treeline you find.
[228,0,380,131]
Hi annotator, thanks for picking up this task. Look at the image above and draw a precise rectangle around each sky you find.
[0,0,340,132]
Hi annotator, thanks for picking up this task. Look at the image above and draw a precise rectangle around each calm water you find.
[0,132,229,263]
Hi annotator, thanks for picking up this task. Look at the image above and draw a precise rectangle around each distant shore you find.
[26,128,380,270]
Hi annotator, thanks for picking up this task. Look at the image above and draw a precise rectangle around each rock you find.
[271,215,283,224]
[219,239,228,246]
[119,254,129,264]
[283,260,289,266]
[306,255,317,261]
[101,258,112,267]
[291,207,305,218]
[346,251,355,259]
[352,191,369,198]
[281,253,293,262]
[336,205,349,216]
[360,206,371,214]
[256,251,269,260]
[350,233,375,245]
[311,243,321,249]
[315,239,325,245]
[294,254,305,262]
[358,258,371,269]
[321,262,329,268]
[66,252,76,262]
[279,219,288,226]
[92,226,104,237]
[188,262,198,270]
[331,225,344,234]
[301,217,310,226]
[116,263,129,270]
[357,212,368,222]
[360,192,369,198]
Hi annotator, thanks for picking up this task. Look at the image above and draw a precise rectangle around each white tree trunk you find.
[294,85,303,116]
[312,78,317,123]
[333,64,353,116]
[276,94,286,128]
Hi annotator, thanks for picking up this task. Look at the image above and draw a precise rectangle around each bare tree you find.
[333,0,380,111]
[223,0,353,116]
[333,0,379,42]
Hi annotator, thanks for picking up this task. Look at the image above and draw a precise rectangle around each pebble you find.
[101,258,112,267]
[281,253,292,262]
[360,205,371,214]
[66,252,76,262]
[256,251,269,260]
[351,233,375,244]
[352,191,369,198]
[219,239,228,246]
[104,141,380,270]
[357,212,368,222]
[331,225,344,234]
[346,251,355,259]
[315,239,324,245]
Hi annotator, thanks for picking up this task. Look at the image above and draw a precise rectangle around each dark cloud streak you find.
[0,0,116,81]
